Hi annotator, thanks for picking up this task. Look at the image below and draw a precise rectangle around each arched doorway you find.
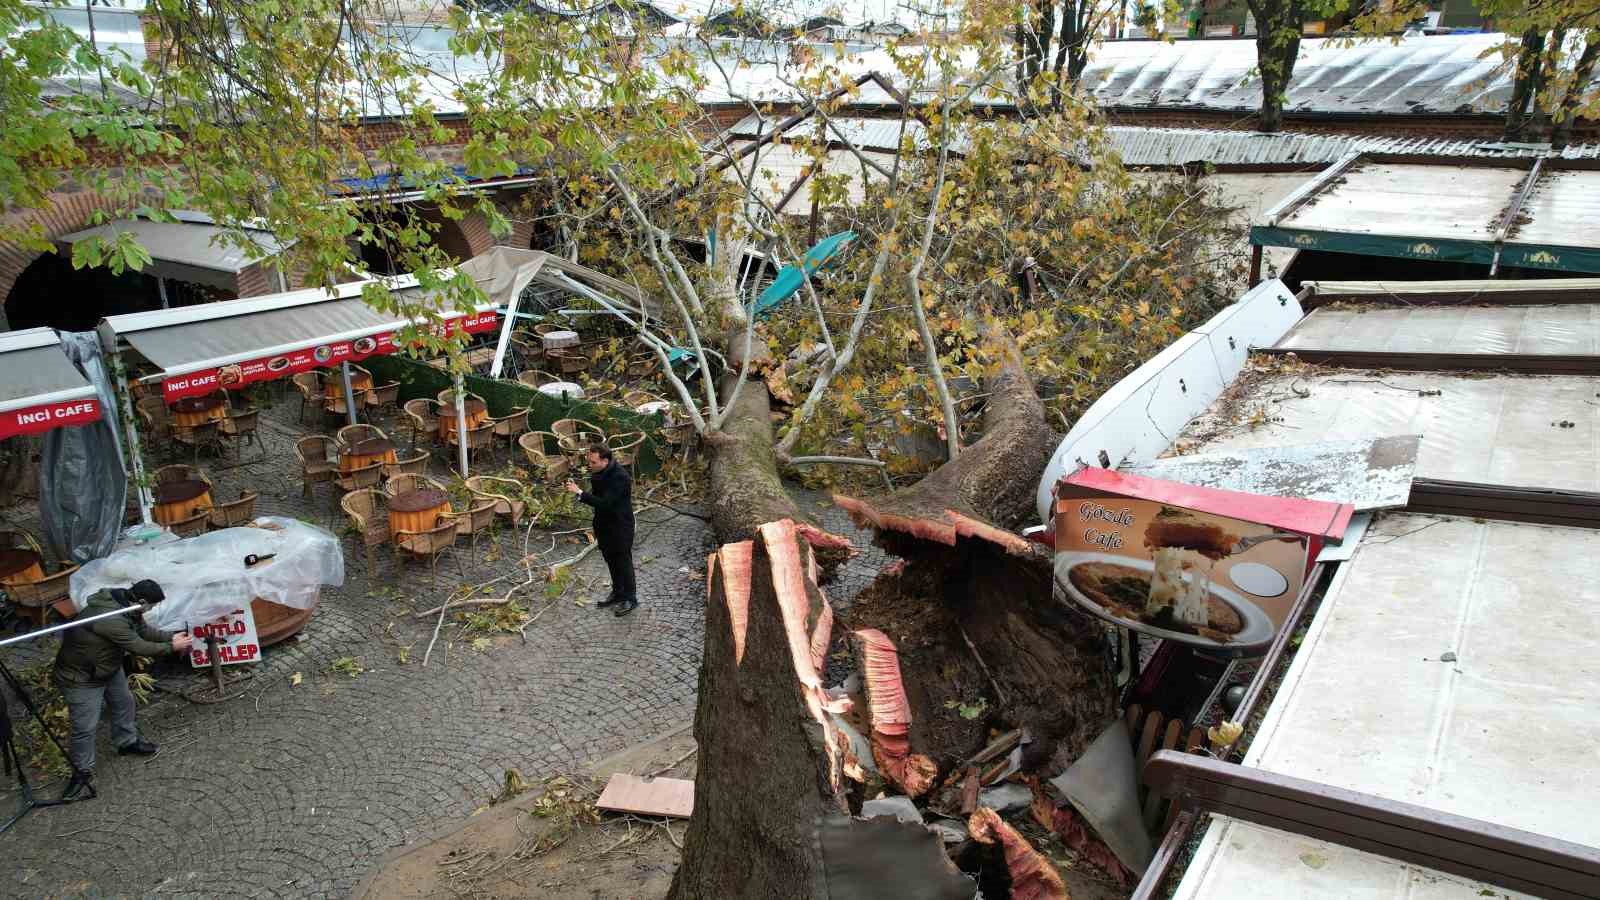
[4,250,234,332]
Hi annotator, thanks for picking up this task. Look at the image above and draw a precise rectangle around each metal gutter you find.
[1143,753,1600,900]
[1254,346,1600,374]
[1405,479,1600,530]
[1490,157,1546,276]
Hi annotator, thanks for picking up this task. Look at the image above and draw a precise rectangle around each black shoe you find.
[117,740,160,758]
[613,599,639,618]
[595,596,622,608]
[60,771,95,802]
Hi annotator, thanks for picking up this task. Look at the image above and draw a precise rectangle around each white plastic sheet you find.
[70,517,344,631]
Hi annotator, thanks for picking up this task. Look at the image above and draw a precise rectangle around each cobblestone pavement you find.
[0,390,886,898]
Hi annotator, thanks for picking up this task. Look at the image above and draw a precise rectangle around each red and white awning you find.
[0,328,104,440]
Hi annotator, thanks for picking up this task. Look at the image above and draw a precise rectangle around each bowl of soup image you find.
[1053,551,1274,650]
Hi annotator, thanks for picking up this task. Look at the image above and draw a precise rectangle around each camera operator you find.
[52,579,191,800]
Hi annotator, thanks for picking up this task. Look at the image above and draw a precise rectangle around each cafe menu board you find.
[1054,468,1352,657]
[162,310,499,401]
[189,605,261,668]
[0,397,102,440]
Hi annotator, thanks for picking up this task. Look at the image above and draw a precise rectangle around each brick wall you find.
[234,261,278,298]
[0,185,123,306]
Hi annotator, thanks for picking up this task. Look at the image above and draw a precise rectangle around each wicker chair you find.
[518,431,570,482]
[385,473,447,498]
[295,435,339,500]
[465,475,527,526]
[395,519,460,587]
[291,372,322,423]
[548,347,589,375]
[168,508,211,538]
[489,407,530,453]
[402,398,438,449]
[173,419,224,462]
[461,421,497,465]
[335,459,386,494]
[384,449,430,479]
[607,431,647,471]
[337,423,389,448]
[207,490,259,530]
[154,464,211,488]
[622,390,663,409]
[625,353,658,378]
[339,488,390,575]
[8,563,79,628]
[446,500,498,555]
[218,408,262,459]
[516,369,559,389]
[365,381,401,418]
[510,335,544,369]
[551,418,605,446]
[435,388,486,408]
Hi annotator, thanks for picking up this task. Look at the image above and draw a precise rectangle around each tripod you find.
[0,657,90,835]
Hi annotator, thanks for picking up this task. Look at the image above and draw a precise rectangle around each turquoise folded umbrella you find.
[753,231,857,317]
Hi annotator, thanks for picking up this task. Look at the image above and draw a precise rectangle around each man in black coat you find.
[566,445,638,617]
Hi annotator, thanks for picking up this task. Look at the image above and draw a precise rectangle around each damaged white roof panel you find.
[1175,368,1600,493]
[1505,168,1600,253]
[1276,304,1600,356]
[1128,435,1420,511]
[1279,162,1521,243]
[1176,513,1600,899]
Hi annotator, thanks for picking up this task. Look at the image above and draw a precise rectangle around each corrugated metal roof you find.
[1276,303,1600,355]
[1104,126,1600,166]
[1081,33,1521,116]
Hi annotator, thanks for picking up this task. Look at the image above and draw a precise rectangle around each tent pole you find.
[453,372,469,477]
[489,284,522,380]
[157,277,170,310]
[340,362,358,426]
[103,343,153,526]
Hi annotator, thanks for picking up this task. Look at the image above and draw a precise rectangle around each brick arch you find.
[0,186,125,307]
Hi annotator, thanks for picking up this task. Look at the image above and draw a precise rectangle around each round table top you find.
[635,400,671,417]
[0,548,42,579]
[390,488,448,513]
[342,438,397,456]
[538,382,584,399]
[172,395,224,414]
[542,330,580,350]
[155,479,210,503]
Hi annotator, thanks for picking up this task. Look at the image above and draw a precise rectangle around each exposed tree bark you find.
[1505,28,1548,141]
[1552,31,1600,150]
[1246,0,1304,134]
[833,332,1115,771]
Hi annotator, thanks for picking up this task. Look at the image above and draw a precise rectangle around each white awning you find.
[56,214,294,289]
[0,328,104,438]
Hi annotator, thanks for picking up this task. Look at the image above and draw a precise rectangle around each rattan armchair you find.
[135,395,173,450]
[8,563,79,628]
[337,423,389,448]
[172,419,224,463]
[516,369,559,389]
[218,408,262,459]
[446,500,498,555]
[607,431,646,471]
[395,519,460,587]
[154,464,211,488]
[489,407,530,453]
[291,372,322,423]
[0,529,42,556]
[518,431,569,482]
[465,475,527,526]
[207,490,259,530]
[168,508,211,538]
[461,421,497,465]
[384,449,430,479]
[385,473,447,498]
[365,381,401,417]
[295,435,339,499]
[340,488,390,574]
[402,398,438,449]
[335,459,386,494]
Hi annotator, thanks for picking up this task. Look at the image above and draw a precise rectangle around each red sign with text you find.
[189,606,261,667]
[162,311,499,401]
[0,397,103,440]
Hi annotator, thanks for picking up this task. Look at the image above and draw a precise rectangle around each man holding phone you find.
[566,445,638,617]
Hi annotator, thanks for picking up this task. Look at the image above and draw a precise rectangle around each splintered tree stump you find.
[835,328,1115,770]
[668,521,845,900]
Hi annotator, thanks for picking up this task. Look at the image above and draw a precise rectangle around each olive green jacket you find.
[52,589,175,688]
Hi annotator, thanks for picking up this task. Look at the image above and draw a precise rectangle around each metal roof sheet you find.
[56,218,293,280]
[1279,161,1520,242]
[1081,34,1520,116]
[1176,368,1600,494]
[1177,513,1600,900]
[1104,126,1600,166]
[1276,304,1600,356]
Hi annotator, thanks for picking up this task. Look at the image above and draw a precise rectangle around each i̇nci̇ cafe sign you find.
[1054,468,1353,656]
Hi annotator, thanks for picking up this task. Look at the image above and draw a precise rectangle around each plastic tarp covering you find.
[1276,304,1600,356]
[39,332,126,563]
[69,517,344,630]
[1175,370,1600,494]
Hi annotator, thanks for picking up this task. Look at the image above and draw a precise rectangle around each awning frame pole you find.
[157,277,170,310]
[488,285,523,380]
[453,372,469,477]
[340,361,359,427]
[97,325,153,525]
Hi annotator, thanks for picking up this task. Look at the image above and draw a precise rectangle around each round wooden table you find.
[340,437,399,473]
[153,479,213,525]
[325,370,374,399]
[439,399,489,443]
[0,548,44,586]
[542,330,579,351]
[389,489,450,539]
[170,394,227,427]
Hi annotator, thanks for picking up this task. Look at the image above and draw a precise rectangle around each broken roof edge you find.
[1059,467,1355,542]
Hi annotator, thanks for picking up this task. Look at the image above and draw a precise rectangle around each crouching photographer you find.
[52,579,191,800]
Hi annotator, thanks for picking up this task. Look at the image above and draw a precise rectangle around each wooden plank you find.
[595,773,694,819]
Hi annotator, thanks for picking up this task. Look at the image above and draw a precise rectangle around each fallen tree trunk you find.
[835,332,1116,776]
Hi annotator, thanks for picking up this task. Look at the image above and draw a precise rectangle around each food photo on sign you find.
[1053,468,1352,656]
